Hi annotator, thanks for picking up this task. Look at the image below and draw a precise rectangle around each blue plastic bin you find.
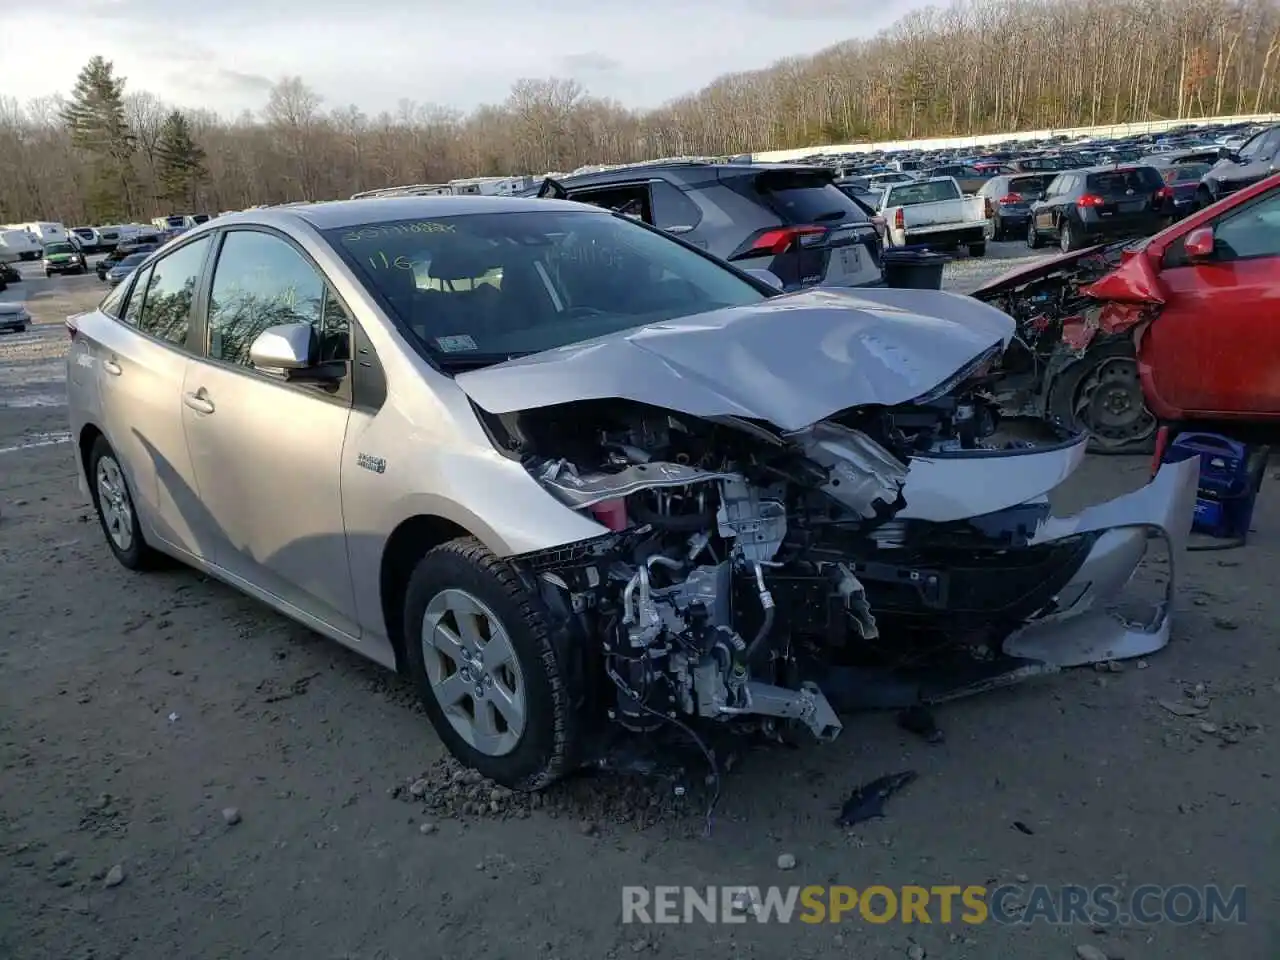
[1161,432,1266,540]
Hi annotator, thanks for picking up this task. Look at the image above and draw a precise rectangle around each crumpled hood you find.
[455,288,1015,432]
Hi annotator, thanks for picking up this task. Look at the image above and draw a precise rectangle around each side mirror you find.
[1184,226,1215,261]
[249,323,316,371]
[743,268,785,291]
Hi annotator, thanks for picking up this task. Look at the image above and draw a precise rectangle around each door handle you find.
[183,391,215,414]
[102,360,122,376]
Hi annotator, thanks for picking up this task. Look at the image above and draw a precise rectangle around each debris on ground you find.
[777,852,797,870]
[836,771,917,827]
[907,944,926,960]
[221,807,241,826]
[1012,821,1035,835]
[1159,698,1204,717]
[103,864,125,888]
[897,705,944,743]
[394,755,704,834]
[1075,945,1108,960]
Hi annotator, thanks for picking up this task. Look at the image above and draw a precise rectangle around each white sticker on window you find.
[434,334,477,352]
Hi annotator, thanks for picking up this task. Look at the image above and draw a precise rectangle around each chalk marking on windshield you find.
[342,222,456,243]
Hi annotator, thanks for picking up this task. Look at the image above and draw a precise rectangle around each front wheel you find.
[1048,341,1157,454]
[403,537,582,791]
[45,270,52,278]
[968,241,987,257]
[1027,220,1043,249]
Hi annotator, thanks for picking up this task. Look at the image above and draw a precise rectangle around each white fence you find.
[751,113,1280,161]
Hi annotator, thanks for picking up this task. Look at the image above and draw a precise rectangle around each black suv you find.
[528,162,884,291]
[95,236,161,280]
[1027,165,1164,252]
[1201,124,1280,203]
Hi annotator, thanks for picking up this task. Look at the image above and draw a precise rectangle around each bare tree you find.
[5,0,1280,222]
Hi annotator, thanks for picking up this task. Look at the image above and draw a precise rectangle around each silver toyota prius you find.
[66,196,1197,790]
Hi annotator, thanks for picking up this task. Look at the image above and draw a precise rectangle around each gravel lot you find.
[2,247,1277,960]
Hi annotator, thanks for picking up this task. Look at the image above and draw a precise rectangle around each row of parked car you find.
[819,121,1279,256]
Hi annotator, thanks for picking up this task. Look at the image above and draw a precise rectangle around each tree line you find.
[2,0,1279,224]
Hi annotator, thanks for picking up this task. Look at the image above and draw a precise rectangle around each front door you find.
[1143,185,1280,417]
[181,227,360,635]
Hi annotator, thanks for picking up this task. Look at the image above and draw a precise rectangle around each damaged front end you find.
[476,356,1197,751]
[971,242,1166,451]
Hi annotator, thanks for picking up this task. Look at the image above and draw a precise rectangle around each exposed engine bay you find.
[473,348,1166,748]
[971,242,1171,454]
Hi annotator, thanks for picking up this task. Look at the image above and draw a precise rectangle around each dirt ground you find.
[1,248,1277,960]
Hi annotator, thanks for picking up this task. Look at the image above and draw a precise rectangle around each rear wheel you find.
[1049,340,1156,454]
[1059,219,1078,252]
[403,537,582,791]
[88,437,164,568]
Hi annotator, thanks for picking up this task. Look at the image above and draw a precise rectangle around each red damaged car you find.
[972,172,1280,452]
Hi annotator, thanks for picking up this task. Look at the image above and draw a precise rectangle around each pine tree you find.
[156,111,206,208]
[60,56,136,218]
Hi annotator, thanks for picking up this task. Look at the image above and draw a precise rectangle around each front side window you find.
[207,230,349,367]
[326,210,767,368]
[1213,190,1280,260]
[135,236,210,347]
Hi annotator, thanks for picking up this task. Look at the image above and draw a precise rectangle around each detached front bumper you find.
[1002,458,1199,666]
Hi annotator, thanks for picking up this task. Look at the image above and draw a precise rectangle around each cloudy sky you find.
[0,0,928,117]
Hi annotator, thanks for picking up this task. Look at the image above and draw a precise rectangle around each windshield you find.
[1008,175,1054,198]
[326,210,768,365]
[886,179,961,206]
[46,242,75,255]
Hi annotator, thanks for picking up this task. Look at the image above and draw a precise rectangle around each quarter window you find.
[649,181,702,233]
[207,230,350,368]
[135,237,211,347]
[121,267,152,327]
[99,282,127,319]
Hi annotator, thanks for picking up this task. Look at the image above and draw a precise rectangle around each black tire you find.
[983,219,998,242]
[88,436,164,569]
[45,270,52,278]
[403,537,582,791]
[1047,339,1156,455]
[968,241,987,257]
[1026,219,1043,249]
[1059,219,1078,253]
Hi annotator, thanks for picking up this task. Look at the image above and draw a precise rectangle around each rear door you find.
[718,168,882,289]
[89,235,215,560]
[1143,185,1280,416]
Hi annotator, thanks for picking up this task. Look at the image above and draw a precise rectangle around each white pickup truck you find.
[879,176,989,256]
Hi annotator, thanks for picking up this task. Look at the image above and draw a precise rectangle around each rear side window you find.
[134,236,211,347]
[1009,175,1053,199]
[739,171,870,225]
[886,179,961,206]
[1164,164,1210,182]
[1087,168,1162,195]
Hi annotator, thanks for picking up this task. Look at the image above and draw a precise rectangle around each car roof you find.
[212,196,608,231]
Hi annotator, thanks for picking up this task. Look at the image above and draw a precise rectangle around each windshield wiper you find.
[433,351,529,371]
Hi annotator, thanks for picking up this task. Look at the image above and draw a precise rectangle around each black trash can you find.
[881,249,952,290]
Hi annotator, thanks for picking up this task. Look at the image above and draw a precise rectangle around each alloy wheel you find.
[95,455,135,552]
[421,588,527,757]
